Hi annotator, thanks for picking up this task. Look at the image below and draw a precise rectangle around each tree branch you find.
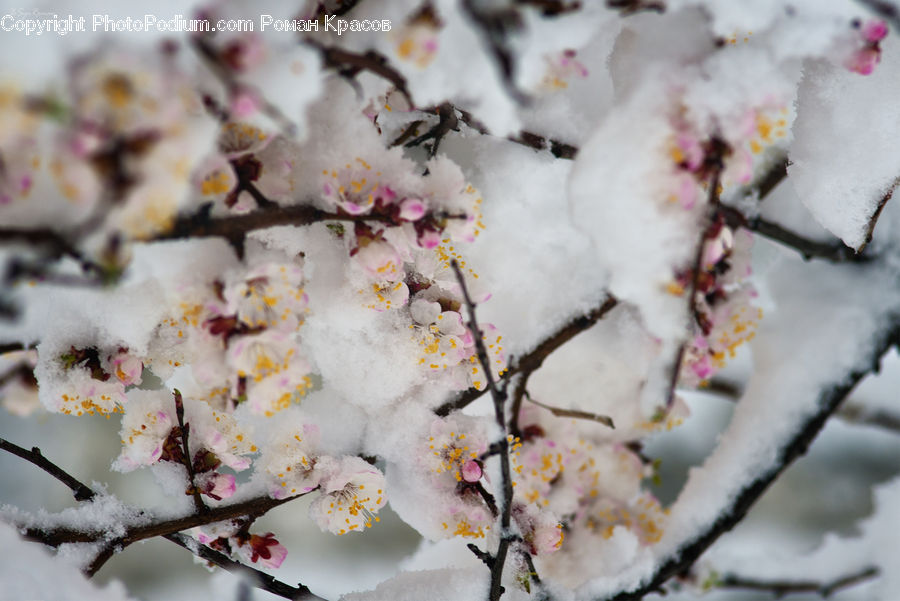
[165,532,326,601]
[0,437,95,502]
[21,492,312,549]
[450,259,514,601]
[308,41,414,108]
[404,103,459,157]
[718,565,879,598]
[0,437,320,600]
[706,376,900,436]
[508,131,578,159]
[173,389,208,514]
[435,295,618,416]
[719,204,869,263]
[603,323,900,600]
[0,227,104,276]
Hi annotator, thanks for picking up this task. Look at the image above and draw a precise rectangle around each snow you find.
[568,71,699,343]
[340,567,488,601]
[4,1,900,600]
[789,36,900,250]
[0,521,134,601]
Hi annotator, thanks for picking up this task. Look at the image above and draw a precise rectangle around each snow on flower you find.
[677,223,760,387]
[512,503,564,556]
[408,287,505,391]
[222,261,308,331]
[425,415,488,484]
[43,346,133,416]
[541,49,589,91]
[420,416,495,540]
[511,404,666,551]
[257,418,322,499]
[309,456,387,536]
[226,329,313,416]
[113,391,175,471]
[194,122,298,212]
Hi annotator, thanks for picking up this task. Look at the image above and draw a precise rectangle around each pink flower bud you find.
[230,92,260,119]
[461,460,482,483]
[399,198,426,221]
[863,19,888,43]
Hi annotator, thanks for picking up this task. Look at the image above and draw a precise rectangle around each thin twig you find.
[192,36,298,136]
[719,205,868,263]
[0,341,33,355]
[165,532,326,601]
[450,259,514,601]
[664,154,725,407]
[0,437,95,502]
[174,389,208,514]
[22,492,313,549]
[606,0,666,15]
[435,295,618,416]
[404,103,459,157]
[0,437,320,599]
[508,131,578,159]
[523,390,614,429]
[718,566,879,598]
[308,41,414,107]
[460,0,529,104]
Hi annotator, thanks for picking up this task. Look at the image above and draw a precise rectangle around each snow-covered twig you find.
[0,437,95,502]
[451,259,514,601]
[0,437,320,599]
[719,204,872,263]
[21,492,314,549]
[309,40,415,107]
[602,323,900,601]
[706,377,900,435]
[435,295,619,416]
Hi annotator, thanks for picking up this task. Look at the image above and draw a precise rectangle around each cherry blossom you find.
[309,456,387,536]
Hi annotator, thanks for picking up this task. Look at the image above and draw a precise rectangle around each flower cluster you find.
[420,415,494,539]
[194,122,298,212]
[45,346,143,417]
[511,405,664,552]
[320,153,505,388]
[259,419,388,536]
[192,520,288,570]
[152,258,313,416]
[114,390,256,503]
[675,219,760,387]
